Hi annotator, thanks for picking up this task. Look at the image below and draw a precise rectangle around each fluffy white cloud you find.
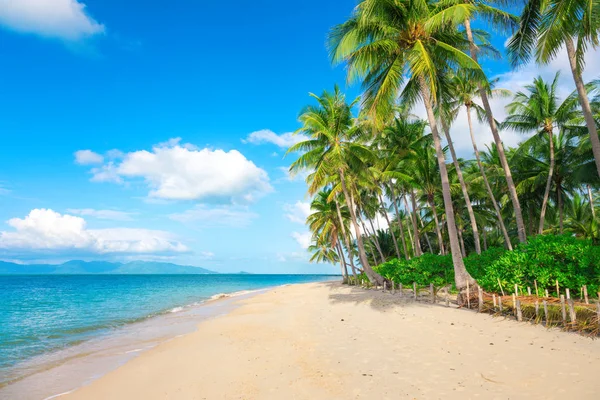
[0,0,105,41]
[0,209,187,255]
[291,231,311,249]
[84,138,272,203]
[74,149,104,165]
[283,201,311,224]
[428,45,600,159]
[66,208,135,221]
[169,205,258,227]
[243,129,308,148]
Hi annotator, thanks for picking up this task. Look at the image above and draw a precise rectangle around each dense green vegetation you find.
[285,0,600,296]
[374,235,600,295]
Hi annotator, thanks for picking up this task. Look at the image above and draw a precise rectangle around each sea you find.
[0,274,337,399]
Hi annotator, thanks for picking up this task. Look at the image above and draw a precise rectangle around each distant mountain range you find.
[0,260,218,275]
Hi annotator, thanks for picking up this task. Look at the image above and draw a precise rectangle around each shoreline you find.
[0,285,275,400]
[59,281,599,399]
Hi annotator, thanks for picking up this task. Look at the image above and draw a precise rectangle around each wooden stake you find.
[527,287,532,296]
[512,293,516,315]
[583,285,588,304]
[535,300,539,320]
[516,299,523,321]
[566,288,570,300]
[498,296,503,312]
[560,295,567,324]
[466,281,471,309]
[413,282,417,300]
[568,299,576,324]
[493,294,497,309]
[545,289,549,298]
[534,280,539,297]
[556,280,560,297]
[478,287,483,312]
[514,284,519,297]
[430,283,435,304]
[543,300,549,324]
[497,278,505,296]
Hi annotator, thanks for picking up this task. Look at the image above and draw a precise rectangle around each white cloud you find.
[0,209,187,256]
[200,251,215,259]
[0,0,105,41]
[283,201,311,224]
[74,149,103,165]
[66,208,135,221]
[84,138,272,203]
[291,231,311,249]
[432,45,600,158]
[169,205,258,227]
[243,129,308,148]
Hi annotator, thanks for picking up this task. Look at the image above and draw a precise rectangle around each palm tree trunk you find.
[335,198,358,277]
[419,75,473,290]
[392,192,409,259]
[417,208,434,253]
[565,37,600,178]
[402,195,415,254]
[538,129,555,234]
[368,217,386,263]
[428,198,446,255]
[336,240,349,282]
[466,104,513,251]
[464,18,527,244]
[441,119,481,254]
[360,216,381,264]
[406,191,423,256]
[378,193,401,259]
[457,225,467,257]
[339,169,383,284]
[587,185,596,218]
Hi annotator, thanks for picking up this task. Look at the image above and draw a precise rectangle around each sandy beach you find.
[63,282,600,399]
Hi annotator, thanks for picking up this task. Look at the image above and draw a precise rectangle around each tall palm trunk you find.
[466,104,513,250]
[378,193,401,259]
[335,198,358,276]
[339,169,383,284]
[464,18,527,244]
[367,217,387,263]
[402,195,415,255]
[417,208,434,253]
[335,240,349,282]
[457,225,467,257]
[360,216,383,264]
[565,37,600,178]
[392,192,409,259]
[587,185,596,218]
[419,76,473,290]
[441,119,481,254]
[538,129,555,233]
[406,192,423,256]
[428,197,446,255]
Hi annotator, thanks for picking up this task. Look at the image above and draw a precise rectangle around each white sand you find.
[64,282,600,399]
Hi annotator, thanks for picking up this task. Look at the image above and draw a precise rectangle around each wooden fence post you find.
[566,288,570,300]
[466,281,471,309]
[545,289,549,298]
[556,280,560,297]
[527,287,532,296]
[560,295,567,325]
[543,300,549,325]
[516,299,523,321]
[535,300,539,320]
[478,287,483,312]
[514,284,519,297]
[498,296,503,312]
[583,285,588,304]
[430,283,435,304]
[534,280,539,297]
[413,282,417,300]
[568,299,576,324]
[492,294,497,309]
[512,293,516,315]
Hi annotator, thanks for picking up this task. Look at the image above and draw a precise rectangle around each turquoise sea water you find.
[0,274,337,388]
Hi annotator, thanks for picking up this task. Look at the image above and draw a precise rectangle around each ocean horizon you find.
[0,274,338,398]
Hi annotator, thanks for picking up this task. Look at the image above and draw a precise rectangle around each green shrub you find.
[373,235,600,295]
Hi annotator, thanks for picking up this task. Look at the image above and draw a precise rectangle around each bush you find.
[373,235,600,295]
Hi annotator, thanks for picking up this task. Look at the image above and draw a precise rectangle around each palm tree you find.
[288,86,385,284]
[447,71,513,249]
[328,0,482,289]
[502,73,581,233]
[507,0,600,178]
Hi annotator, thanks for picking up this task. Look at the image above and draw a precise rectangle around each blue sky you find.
[0,0,598,273]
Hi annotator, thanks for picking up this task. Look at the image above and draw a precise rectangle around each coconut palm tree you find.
[502,73,581,233]
[328,0,484,289]
[507,0,600,178]
[288,86,384,284]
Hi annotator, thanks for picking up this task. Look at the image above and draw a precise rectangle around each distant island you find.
[0,260,217,275]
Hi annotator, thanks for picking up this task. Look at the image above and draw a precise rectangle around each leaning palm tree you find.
[328,0,481,289]
[288,86,384,285]
[507,0,600,178]
[502,72,581,233]
[446,70,513,249]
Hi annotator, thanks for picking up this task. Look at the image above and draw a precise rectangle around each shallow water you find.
[0,274,337,399]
